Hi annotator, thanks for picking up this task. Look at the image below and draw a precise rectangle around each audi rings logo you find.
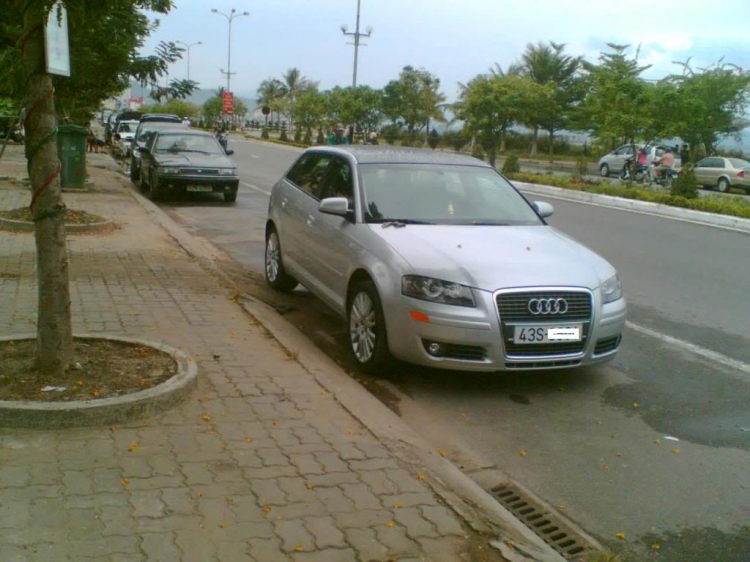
[527,297,568,315]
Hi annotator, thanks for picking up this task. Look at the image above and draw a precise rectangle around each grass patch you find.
[507,172,750,220]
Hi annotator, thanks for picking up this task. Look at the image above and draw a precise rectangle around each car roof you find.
[308,146,492,167]
[154,130,213,137]
[138,121,187,131]
[140,114,181,123]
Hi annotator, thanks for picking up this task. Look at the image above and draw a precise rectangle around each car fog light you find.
[428,342,442,356]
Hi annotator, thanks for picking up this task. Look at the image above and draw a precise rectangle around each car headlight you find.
[219,168,237,176]
[601,274,623,304]
[157,166,180,175]
[402,275,475,307]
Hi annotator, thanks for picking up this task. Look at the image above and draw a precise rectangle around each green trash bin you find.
[57,124,89,189]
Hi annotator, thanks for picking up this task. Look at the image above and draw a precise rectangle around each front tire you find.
[717,178,730,193]
[265,228,298,292]
[348,279,391,374]
[599,163,610,177]
[150,171,164,201]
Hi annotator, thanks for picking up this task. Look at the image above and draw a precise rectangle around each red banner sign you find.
[223,92,234,115]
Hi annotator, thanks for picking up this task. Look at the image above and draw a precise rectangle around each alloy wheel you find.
[350,292,377,363]
[266,232,281,283]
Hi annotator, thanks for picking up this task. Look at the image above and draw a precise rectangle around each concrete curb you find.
[0,216,114,234]
[516,181,750,233]
[0,333,198,429]
[124,162,564,561]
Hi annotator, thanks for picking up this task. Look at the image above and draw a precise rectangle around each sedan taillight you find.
[738,171,745,178]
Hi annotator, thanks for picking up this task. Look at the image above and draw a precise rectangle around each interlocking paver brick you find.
[274,519,316,553]
[129,490,166,518]
[393,507,440,539]
[421,505,466,537]
[140,532,181,561]
[251,477,287,506]
[304,515,347,549]
[247,537,291,562]
[291,548,358,562]
[345,527,390,561]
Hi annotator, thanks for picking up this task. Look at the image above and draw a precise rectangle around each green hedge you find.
[506,172,750,220]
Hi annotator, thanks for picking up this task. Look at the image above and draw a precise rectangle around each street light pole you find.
[176,41,202,82]
[341,0,373,88]
[211,8,249,93]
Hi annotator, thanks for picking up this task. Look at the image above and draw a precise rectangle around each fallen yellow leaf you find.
[201,414,212,422]
[672,448,680,454]
[92,390,101,398]
[121,479,129,486]
[615,532,626,540]
[417,474,426,481]
[197,492,204,498]
[127,443,138,453]
[654,439,661,444]
[519,450,527,457]
[394,503,403,509]
[438,450,447,457]
[294,546,303,552]
[633,402,639,408]
[651,543,661,549]
[386,521,395,528]
[245,436,253,443]
[306,482,314,490]
[262,506,272,513]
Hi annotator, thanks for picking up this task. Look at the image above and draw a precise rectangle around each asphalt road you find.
[159,136,750,562]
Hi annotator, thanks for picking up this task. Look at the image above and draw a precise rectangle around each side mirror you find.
[138,146,149,154]
[318,197,352,218]
[225,149,234,156]
[533,201,554,219]
[114,134,121,141]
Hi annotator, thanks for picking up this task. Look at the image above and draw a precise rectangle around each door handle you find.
[306,215,315,226]
[281,197,288,209]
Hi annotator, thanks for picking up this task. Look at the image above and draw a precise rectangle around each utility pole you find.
[176,41,202,82]
[341,0,373,88]
[211,8,249,93]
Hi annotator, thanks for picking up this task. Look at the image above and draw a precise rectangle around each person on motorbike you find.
[653,148,674,179]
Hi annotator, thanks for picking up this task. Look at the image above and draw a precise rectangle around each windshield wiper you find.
[171,149,211,154]
[379,219,434,228]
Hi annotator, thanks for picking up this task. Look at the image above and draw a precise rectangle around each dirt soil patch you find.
[0,207,107,225]
[0,339,177,402]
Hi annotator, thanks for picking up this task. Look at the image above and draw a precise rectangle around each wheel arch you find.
[346,269,376,309]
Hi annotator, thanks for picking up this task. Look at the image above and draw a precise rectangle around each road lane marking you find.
[626,321,750,380]
[241,182,271,196]
[250,154,259,159]
[520,189,750,235]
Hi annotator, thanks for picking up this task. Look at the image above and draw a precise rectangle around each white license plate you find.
[513,325,582,344]
[186,185,213,192]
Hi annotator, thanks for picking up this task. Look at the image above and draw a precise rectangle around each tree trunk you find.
[500,128,506,152]
[20,2,73,375]
[548,130,554,162]
[530,126,539,155]
[488,146,496,168]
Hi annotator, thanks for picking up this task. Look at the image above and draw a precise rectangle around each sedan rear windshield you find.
[154,134,224,155]
[728,158,750,168]
[359,164,542,226]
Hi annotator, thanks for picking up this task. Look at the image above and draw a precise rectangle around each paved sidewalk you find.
[0,160,503,561]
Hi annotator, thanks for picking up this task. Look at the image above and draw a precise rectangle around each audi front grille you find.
[496,289,593,359]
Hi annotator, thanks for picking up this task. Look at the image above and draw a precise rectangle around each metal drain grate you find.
[490,483,596,559]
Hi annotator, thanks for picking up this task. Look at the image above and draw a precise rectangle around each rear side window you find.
[705,158,725,168]
[287,153,332,198]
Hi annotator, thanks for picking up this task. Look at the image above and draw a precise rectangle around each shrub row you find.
[506,172,750,220]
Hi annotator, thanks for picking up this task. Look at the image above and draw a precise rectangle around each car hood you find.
[153,152,234,169]
[371,224,615,291]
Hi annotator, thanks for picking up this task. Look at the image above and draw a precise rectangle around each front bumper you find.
[385,287,626,372]
[156,174,239,195]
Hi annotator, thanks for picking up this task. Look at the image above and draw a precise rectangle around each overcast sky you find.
[143,0,750,101]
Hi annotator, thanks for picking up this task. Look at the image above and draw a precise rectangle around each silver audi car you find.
[265,146,626,372]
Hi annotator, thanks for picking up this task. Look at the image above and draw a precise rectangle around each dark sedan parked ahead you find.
[139,131,239,203]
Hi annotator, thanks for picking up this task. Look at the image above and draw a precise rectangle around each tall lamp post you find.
[211,8,249,93]
[176,41,202,82]
[341,0,373,88]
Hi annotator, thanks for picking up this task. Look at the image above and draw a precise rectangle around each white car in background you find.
[693,157,750,193]
[113,120,140,157]
[598,144,682,177]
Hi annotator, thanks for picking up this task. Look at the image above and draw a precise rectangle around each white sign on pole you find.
[44,2,71,77]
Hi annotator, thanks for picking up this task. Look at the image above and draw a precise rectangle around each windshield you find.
[359,164,543,226]
[728,158,749,168]
[154,134,224,155]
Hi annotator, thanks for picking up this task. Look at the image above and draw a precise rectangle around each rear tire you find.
[224,192,237,203]
[599,163,610,177]
[347,279,391,375]
[149,171,164,201]
[130,161,138,185]
[717,178,730,193]
[265,227,298,292]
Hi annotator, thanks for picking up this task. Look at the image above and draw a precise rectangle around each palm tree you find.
[280,68,318,132]
[489,62,524,77]
[520,42,580,155]
[256,78,286,125]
